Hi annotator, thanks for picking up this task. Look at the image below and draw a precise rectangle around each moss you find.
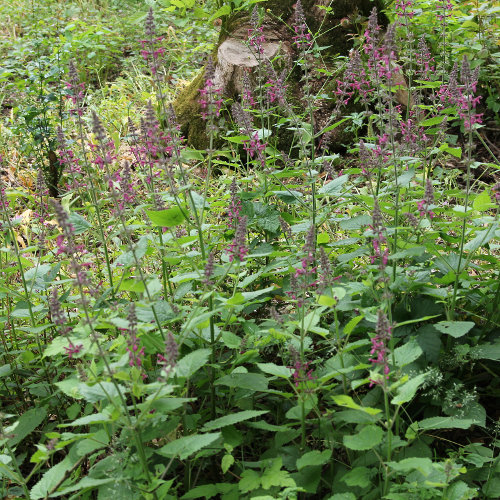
[172,70,208,150]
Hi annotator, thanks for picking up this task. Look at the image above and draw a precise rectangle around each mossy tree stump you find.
[173,0,386,150]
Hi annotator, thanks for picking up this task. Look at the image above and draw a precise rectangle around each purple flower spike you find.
[227,216,248,262]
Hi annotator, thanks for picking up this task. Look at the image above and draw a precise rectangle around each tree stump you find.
[173,0,386,150]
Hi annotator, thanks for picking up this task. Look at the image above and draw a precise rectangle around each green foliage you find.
[0,0,499,499]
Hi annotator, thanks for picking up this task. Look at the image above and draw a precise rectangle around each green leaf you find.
[274,190,303,204]
[181,484,218,499]
[215,372,268,392]
[221,454,234,474]
[253,203,280,232]
[473,190,494,211]
[343,314,364,335]
[23,264,53,291]
[261,457,295,489]
[417,416,474,430]
[339,214,371,230]
[416,325,441,363]
[391,372,428,405]
[483,477,500,498]
[296,450,332,470]
[59,413,112,427]
[319,174,349,195]
[55,378,83,399]
[340,466,373,488]
[329,493,356,500]
[112,236,148,268]
[241,286,276,301]
[469,342,500,361]
[434,321,475,338]
[257,362,292,379]
[202,410,268,431]
[440,144,462,158]
[208,4,231,22]
[387,457,433,476]
[176,349,211,378]
[30,453,79,499]
[332,395,381,415]
[223,135,249,144]
[343,425,383,450]
[421,116,446,126]
[68,212,91,234]
[239,469,261,493]
[393,338,423,368]
[464,225,498,251]
[146,207,186,227]
[221,330,241,349]
[79,382,127,403]
[156,432,221,460]
[7,407,47,446]
[320,117,350,133]
[0,364,11,378]
[318,295,336,307]
[50,477,115,497]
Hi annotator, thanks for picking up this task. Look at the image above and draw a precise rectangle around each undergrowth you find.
[0,0,499,499]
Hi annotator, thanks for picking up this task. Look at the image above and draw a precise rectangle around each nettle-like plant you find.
[0,1,499,499]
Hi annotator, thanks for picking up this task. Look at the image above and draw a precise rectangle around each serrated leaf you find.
[393,338,423,368]
[253,203,280,232]
[343,425,383,450]
[50,477,115,497]
[239,469,261,493]
[343,314,364,335]
[339,214,371,230]
[434,321,474,338]
[417,416,474,430]
[296,449,332,470]
[391,372,428,405]
[473,191,494,211]
[318,295,336,307]
[257,363,292,379]
[181,484,218,499]
[55,378,83,399]
[441,144,462,158]
[7,407,47,446]
[387,457,433,476]
[112,236,148,268]
[469,343,500,361]
[68,212,91,234]
[30,453,78,499]
[156,432,221,460]
[421,116,446,126]
[464,225,498,251]
[146,207,185,227]
[59,413,112,427]
[79,382,127,403]
[215,373,268,392]
[416,325,441,363]
[332,395,381,415]
[23,264,53,291]
[208,4,231,22]
[340,466,373,488]
[319,174,348,195]
[221,330,241,348]
[329,494,356,500]
[221,454,234,473]
[202,410,268,431]
[0,364,11,378]
[261,457,294,489]
[176,349,211,378]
